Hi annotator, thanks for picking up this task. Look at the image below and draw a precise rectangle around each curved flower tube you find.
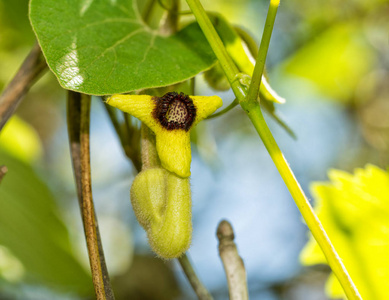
[131,167,192,259]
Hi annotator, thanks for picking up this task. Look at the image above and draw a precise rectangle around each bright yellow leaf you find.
[301,165,389,299]
[0,116,42,163]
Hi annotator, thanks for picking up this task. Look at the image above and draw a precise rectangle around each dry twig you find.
[217,220,248,300]
[0,43,47,131]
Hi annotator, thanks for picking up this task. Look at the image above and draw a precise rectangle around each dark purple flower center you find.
[153,92,196,131]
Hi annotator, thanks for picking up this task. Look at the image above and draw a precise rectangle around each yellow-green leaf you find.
[301,165,389,299]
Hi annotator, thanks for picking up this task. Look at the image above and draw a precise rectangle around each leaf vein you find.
[47,18,142,47]
[135,33,157,74]
[84,28,146,71]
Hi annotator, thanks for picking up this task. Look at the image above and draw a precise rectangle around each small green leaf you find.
[210,13,286,105]
[29,0,215,95]
[0,151,92,294]
[207,14,296,137]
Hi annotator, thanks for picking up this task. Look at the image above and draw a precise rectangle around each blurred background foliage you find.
[301,165,389,300]
[0,0,388,299]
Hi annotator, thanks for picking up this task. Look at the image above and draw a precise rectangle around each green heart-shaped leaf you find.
[29,0,216,95]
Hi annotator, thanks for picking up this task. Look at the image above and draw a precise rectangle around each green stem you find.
[141,123,160,169]
[245,104,361,299]
[186,0,362,298]
[245,0,279,105]
[178,254,214,300]
[185,0,246,101]
[206,99,238,120]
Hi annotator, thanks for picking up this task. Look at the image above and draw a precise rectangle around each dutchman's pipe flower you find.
[107,91,222,258]
[107,92,223,177]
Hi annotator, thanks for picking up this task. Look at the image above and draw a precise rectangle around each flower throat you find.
[153,92,196,131]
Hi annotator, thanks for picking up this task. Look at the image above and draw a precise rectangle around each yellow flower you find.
[107,92,222,177]
[300,165,389,300]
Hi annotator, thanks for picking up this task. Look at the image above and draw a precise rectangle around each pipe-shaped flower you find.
[131,167,192,259]
[107,92,222,177]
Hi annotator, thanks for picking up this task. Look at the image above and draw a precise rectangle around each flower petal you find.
[191,96,223,125]
[106,95,159,132]
[155,129,191,178]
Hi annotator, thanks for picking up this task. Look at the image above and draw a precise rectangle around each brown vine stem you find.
[159,0,180,35]
[122,112,142,172]
[0,165,8,184]
[103,102,142,172]
[178,254,214,300]
[217,220,248,300]
[0,42,47,131]
[67,92,115,300]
